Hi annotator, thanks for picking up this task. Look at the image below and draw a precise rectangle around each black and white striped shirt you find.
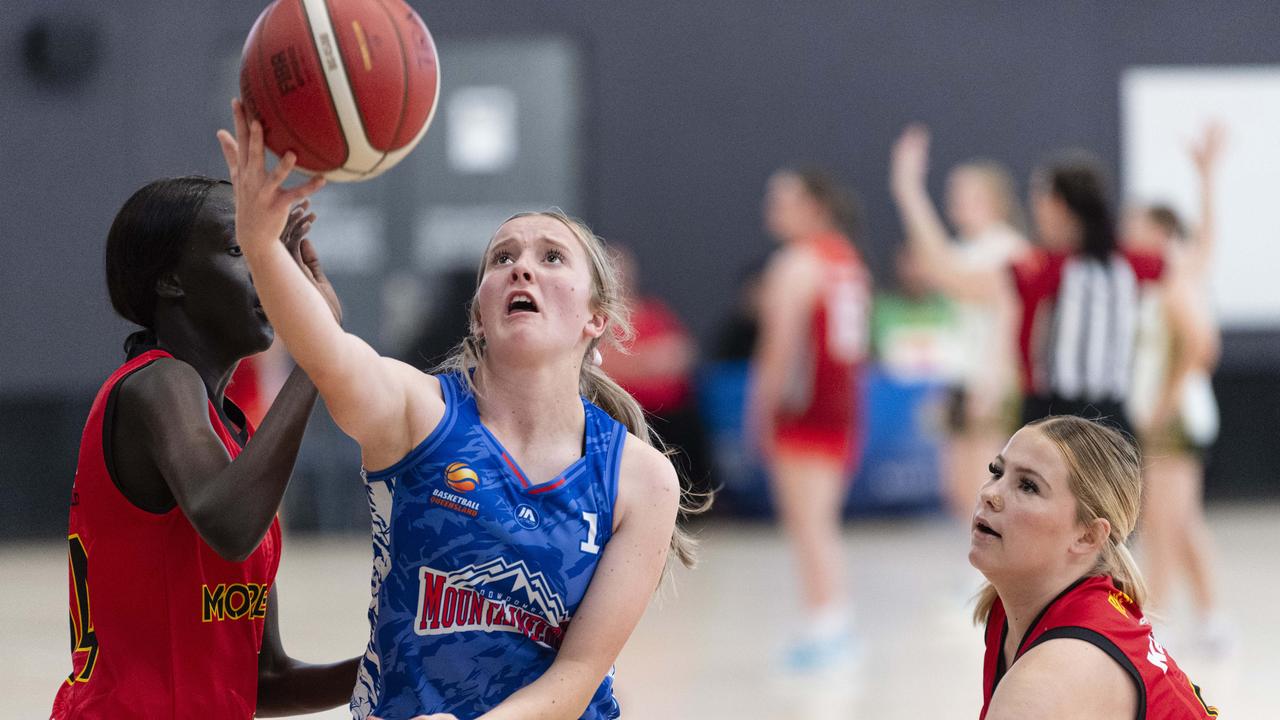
[1014,250,1164,403]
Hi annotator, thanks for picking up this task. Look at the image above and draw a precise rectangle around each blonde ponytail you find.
[1097,536,1148,609]
[972,584,998,626]
[580,357,709,570]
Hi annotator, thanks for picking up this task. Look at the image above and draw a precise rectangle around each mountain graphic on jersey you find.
[416,557,570,649]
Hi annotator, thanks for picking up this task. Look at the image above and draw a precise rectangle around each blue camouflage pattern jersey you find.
[352,371,626,720]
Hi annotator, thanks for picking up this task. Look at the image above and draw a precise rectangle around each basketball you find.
[238,0,440,182]
[444,462,478,492]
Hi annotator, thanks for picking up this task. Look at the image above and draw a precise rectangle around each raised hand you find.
[1186,121,1226,270]
[891,123,932,197]
[279,201,342,323]
[299,236,342,324]
[1189,121,1226,179]
[216,98,326,256]
[281,201,314,256]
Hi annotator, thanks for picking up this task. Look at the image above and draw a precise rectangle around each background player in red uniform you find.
[970,415,1217,719]
[749,168,871,670]
[598,244,708,492]
[52,174,358,718]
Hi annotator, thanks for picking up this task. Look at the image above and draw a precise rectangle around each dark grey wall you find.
[3,2,1279,536]
[5,1,1280,394]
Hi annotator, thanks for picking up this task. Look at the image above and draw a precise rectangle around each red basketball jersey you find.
[777,232,870,432]
[52,349,282,719]
[981,575,1218,719]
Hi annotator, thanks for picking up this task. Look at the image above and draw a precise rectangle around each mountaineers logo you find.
[514,503,540,529]
[416,558,569,648]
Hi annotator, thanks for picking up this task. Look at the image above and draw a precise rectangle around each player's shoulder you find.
[762,245,824,301]
[988,636,1136,719]
[618,433,679,497]
[770,242,824,275]
[391,362,451,440]
[383,357,446,407]
[116,356,207,413]
[613,434,680,531]
[384,356,445,391]
[126,355,201,385]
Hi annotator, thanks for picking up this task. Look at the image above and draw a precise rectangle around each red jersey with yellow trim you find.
[981,575,1217,720]
[52,349,282,719]
[775,232,870,435]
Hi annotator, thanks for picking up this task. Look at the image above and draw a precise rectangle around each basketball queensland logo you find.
[431,462,482,518]
[415,558,569,649]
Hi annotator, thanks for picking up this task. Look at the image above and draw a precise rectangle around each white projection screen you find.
[1122,65,1280,329]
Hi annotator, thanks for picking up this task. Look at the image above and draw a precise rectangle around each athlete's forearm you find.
[242,231,415,455]
[1189,130,1220,271]
[190,365,317,561]
[894,181,951,257]
[476,661,597,720]
[255,655,361,716]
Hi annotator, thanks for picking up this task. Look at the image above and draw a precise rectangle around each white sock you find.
[803,602,852,641]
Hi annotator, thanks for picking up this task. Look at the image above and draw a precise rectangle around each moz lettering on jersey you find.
[415,560,569,649]
[202,583,271,622]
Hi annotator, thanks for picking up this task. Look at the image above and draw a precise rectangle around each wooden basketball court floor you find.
[4,504,1275,718]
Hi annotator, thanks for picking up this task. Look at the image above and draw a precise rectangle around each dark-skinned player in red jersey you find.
[51,171,358,718]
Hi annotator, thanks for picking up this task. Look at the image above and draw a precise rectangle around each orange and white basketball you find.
[238,0,440,181]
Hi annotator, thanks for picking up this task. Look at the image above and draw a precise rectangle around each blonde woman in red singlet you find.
[749,168,871,672]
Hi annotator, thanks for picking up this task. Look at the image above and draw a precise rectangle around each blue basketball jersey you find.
[352,371,627,720]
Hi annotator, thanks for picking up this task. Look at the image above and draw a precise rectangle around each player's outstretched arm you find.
[985,637,1137,720]
[217,99,434,466]
[890,124,1007,302]
[1187,121,1225,275]
[476,438,679,720]
[256,589,361,716]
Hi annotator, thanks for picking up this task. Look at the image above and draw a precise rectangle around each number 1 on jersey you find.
[580,512,601,554]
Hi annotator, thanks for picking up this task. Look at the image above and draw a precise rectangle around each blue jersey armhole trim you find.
[364,373,459,481]
[600,420,626,543]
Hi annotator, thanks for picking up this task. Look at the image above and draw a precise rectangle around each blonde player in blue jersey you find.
[218,101,697,720]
